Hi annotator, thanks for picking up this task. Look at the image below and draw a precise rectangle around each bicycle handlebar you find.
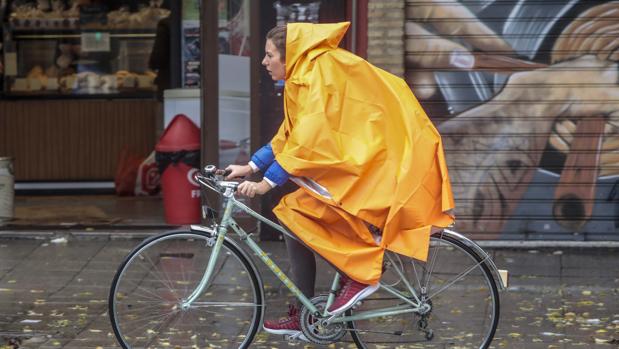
[204,164,233,177]
[194,165,239,194]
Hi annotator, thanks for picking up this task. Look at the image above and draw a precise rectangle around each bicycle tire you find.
[109,229,264,349]
[348,232,500,349]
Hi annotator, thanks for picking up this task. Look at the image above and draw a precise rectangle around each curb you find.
[1,229,619,248]
[0,228,170,240]
[476,240,619,248]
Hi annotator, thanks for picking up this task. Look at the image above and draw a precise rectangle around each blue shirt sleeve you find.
[264,160,290,186]
[250,144,275,172]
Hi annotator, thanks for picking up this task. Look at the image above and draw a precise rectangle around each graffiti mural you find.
[405,0,619,240]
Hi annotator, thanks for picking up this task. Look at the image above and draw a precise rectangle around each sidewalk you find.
[0,233,617,348]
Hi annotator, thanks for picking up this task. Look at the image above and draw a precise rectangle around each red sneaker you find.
[263,304,308,341]
[327,276,379,315]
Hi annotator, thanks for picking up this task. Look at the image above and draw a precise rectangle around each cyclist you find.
[226,22,455,339]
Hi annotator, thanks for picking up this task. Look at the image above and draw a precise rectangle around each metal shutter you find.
[404,0,619,240]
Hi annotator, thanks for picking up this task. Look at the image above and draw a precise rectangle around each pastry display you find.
[100,74,117,92]
[9,0,79,29]
[26,65,45,91]
[5,1,162,95]
[137,71,156,89]
[9,1,170,30]
[108,6,170,29]
[12,67,158,94]
[59,74,76,91]
[119,73,137,89]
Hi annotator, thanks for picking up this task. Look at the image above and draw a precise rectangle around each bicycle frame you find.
[183,182,434,323]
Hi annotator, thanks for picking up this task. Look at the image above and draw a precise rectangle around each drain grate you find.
[0,332,52,349]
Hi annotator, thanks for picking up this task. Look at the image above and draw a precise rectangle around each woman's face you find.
[262,39,285,81]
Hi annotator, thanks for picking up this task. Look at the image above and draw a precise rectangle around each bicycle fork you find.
[180,195,236,309]
[179,229,224,310]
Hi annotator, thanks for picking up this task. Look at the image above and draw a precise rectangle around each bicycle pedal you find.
[352,301,362,309]
[285,332,301,342]
[284,332,307,343]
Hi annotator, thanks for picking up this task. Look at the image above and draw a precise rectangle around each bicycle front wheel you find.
[109,230,264,349]
[348,232,500,349]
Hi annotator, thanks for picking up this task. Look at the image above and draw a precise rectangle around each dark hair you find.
[266,25,287,62]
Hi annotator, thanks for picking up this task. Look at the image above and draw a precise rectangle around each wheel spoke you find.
[426,258,486,301]
[423,233,443,292]
[140,252,182,301]
[189,301,261,308]
[110,232,263,349]
[348,234,499,349]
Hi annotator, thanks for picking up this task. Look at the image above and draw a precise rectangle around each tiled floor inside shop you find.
[5,194,168,229]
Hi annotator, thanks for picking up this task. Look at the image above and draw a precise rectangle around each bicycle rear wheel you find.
[348,232,500,349]
[109,230,263,349]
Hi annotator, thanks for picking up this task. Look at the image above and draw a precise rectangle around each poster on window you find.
[181,21,200,87]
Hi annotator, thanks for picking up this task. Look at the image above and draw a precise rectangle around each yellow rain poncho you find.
[271,22,455,284]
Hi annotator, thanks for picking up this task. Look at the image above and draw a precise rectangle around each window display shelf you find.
[4,90,157,99]
[2,3,168,98]
[3,26,159,97]
[12,32,156,40]
[11,28,158,38]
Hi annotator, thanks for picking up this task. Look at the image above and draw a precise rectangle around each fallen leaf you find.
[51,237,68,244]
[20,319,41,324]
[541,332,564,337]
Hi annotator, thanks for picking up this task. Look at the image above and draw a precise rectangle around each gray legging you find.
[283,231,316,301]
[282,222,378,303]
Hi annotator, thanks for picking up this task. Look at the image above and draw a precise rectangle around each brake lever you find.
[215,169,233,177]
[201,166,240,194]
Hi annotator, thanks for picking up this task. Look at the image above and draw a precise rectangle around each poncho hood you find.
[285,22,349,79]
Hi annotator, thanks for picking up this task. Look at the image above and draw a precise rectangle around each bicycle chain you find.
[299,295,347,345]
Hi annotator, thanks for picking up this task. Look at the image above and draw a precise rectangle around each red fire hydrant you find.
[155,114,201,225]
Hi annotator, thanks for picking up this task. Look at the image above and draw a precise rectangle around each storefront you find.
[0,1,172,185]
[0,0,367,232]
[0,0,365,180]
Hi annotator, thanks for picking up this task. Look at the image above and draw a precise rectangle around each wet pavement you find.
[0,233,617,349]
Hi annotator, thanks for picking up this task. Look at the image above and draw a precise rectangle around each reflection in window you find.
[274,1,321,25]
[219,0,250,56]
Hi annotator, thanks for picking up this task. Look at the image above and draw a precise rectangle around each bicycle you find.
[109,165,508,348]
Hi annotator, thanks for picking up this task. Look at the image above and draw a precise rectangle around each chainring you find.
[299,295,347,345]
